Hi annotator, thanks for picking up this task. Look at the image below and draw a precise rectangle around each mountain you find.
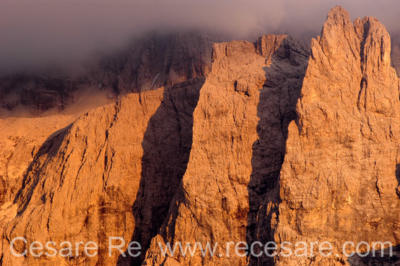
[0,6,399,266]
[259,6,400,265]
[0,32,214,112]
[142,34,310,265]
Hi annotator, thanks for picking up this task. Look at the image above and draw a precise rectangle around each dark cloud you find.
[1,0,399,74]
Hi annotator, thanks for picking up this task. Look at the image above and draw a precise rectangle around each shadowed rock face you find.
[0,90,164,265]
[118,77,205,265]
[0,6,399,266]
[393,36,400,76]
[247,36,310,266]
[0,75,206,265]
[142,35,310,265]
[0,33,309,265]
[259,6,400,265]
[89,32,214,93]
[0,32,214,112]
[0,74,74,110]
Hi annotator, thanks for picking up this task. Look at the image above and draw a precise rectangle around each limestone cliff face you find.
[0,75,205,266]
[143,6,400,266]
[0,90,162,265]
[0,34,309,265]
[0,76,205,265]
[0,6,399,266]
[143,35,309,265]
[257,6,400,265]
[0,113,79,207]
[0,113,80,256]
[0,32,212,265]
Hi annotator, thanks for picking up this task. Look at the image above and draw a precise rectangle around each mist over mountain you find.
[1,0,400,74]
[0,4,400,265]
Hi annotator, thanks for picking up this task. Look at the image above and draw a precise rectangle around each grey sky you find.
[1,0,399,74]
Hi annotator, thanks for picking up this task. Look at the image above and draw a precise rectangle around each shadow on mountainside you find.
[396,164,400,198]
[13,124,72,215]
[348,245,400,265]
[117,77,205,265]
[247,38,310,265]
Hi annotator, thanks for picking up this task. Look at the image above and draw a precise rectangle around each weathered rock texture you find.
[0,6,399,266]
[0,33,309,265]
[0,113,77,206]
[0,89,167,265]
[143,35,309,265]
[256,6,400,265]
[119,77,205,265]
[0,77,205,266]
[0,112,79,256]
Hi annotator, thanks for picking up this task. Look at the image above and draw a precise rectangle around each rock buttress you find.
[262,6,400,265]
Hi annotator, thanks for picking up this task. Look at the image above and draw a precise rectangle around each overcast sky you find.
[1,0,399,74]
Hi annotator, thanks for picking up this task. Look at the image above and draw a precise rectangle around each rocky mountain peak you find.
[308,6,398,114]
[0,5,399,266]
[354,16,393,73]
[317,6,393,74]
[326,5,352,25]
[272,6,400,265]
[314,8,358,73]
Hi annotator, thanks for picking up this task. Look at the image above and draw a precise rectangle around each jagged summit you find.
[271,6,400,265]
[326,5,351,24]
[0,6,399,266]
[312,6,396,79]
[319,6,393,67]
